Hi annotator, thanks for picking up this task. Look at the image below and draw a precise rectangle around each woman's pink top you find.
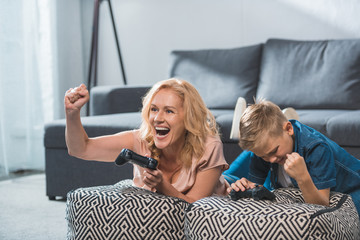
[131,130,229,196]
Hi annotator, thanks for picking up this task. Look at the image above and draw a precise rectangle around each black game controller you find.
[230,185,275,201]
[115,148,158,170]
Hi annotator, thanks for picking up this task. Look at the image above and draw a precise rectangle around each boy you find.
[224,100,360,215]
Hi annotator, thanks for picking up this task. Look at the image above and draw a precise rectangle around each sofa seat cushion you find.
[169,44,263,109]
[327,110,360,147]
[257,39,360,109]
[185,188,360,239]
[296,109,350,136]
[296,110,360,147]
[44,113,142,148]
[66,180,190,240]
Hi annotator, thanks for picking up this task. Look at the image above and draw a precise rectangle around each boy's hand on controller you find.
[284,152,308,181]
[227,177,257,194]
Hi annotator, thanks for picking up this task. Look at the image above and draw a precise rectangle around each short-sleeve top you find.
[131,130,229,195]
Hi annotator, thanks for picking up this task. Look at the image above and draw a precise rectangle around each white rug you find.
[0,174,67,240]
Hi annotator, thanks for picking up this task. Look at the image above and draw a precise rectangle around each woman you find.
[65,78,229,203]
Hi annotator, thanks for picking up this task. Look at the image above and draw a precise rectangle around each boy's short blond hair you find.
[239,99,288,152]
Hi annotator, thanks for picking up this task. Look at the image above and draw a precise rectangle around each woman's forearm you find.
[65,110,89,159]
[156,180,196,203]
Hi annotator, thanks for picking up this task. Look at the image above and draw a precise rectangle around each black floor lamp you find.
[87,0,127,115]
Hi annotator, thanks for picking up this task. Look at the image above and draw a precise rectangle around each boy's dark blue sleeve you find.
[305,144,336,190]
[248,154,271,185]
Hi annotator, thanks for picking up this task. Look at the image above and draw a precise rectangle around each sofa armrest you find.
[90,85,151,116]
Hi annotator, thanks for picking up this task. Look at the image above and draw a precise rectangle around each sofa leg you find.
[48,196,56,201]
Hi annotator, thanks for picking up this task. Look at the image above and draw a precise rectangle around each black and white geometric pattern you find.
[185,188,360,240]
[66,180,189,240]
[66,183,359,240]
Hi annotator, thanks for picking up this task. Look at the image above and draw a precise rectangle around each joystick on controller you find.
[230,185,275,201]
[115,148,158,170]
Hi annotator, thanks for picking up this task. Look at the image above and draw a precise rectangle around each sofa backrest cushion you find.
[257,39,360,109]
[169,44,263,109]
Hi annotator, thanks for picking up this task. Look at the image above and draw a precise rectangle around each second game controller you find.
[115,148,158,170]
[230,185,275,201]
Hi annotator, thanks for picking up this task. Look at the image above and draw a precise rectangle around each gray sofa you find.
[44,38,360,199]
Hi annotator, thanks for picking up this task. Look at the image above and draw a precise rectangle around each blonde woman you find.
[65,78,229,203]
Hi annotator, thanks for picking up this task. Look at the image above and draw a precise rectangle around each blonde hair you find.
[139,78,219,168]
[239,99,287,152]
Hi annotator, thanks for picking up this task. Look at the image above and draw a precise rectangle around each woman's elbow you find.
[67,148,88,160]
[67,149,78,158]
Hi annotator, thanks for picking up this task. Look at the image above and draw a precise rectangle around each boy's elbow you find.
[322,198,330,207]
[310,195,330,207]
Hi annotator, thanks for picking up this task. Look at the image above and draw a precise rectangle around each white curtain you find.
[0,0,57,176]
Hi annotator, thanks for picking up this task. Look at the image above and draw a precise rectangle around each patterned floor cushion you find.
[66,179,190,240]
[185,188,360,240]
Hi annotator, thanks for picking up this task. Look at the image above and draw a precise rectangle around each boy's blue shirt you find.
[224,120,360,194]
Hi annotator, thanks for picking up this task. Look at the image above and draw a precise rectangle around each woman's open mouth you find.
[155,127,170,136]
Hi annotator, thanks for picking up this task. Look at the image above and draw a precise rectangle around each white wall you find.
[56,0,360,118]
[82,0,360,87]
[55,0,86,118]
